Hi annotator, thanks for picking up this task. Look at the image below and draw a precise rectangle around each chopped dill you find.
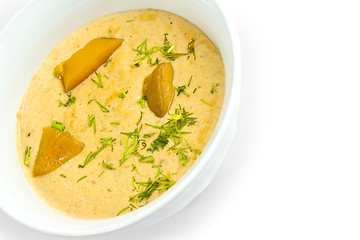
[130,169,176,203]
[134,151,155,164]
[176,147,190,166]
[137,96,146,108]
[137,111,144,126]
[146,132,169,153]
[104,58,112,67]
[91,72,103,88]
[119,88,128,99]
[58,92,76,107]
[77,175,87,183]
[119,126,142,166]
[131,39,160,66]
[88,114,96,133]
[187,38,196,60]
[79,138,116,168]
[174,85,189,97]
[88,98,110,113]
[120,126,155,165]
[188,76,193,87]
[102,160,116,170]
[51,120,65,132]
[201,99,214,107]
[210,83,219,94]
[143,132,155,138]
[131,164,139,174]
[145,106,199,165]
[60,174,66,178]
[131,34,196,66]
[116,206,130,216]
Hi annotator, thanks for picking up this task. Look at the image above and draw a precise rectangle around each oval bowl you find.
[0,0,241,236]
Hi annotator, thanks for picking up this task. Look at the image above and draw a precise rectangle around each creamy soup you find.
[16,9,224,219]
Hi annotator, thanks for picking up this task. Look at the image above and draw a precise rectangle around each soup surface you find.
[16,9,224,219]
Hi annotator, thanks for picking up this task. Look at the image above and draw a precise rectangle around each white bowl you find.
[0,0,241,236]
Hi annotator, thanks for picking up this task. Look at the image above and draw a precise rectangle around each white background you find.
[1,0,360,239]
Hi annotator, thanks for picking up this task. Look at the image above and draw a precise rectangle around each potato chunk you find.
[33,127,85,177]
[54,38,123,92]
[143,62,174,117]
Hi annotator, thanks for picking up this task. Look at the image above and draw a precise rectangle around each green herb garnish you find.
[99,171,104,177]
[187,38,196,60]
[139,155,154,164]
[188,76,193,87]
[160,33,187,61]
[88,114,96,133]
[131,39,159,66]
[60,174,66,178]
[193,88,197,94]
[88,98,110,113]
[79,138,116,168]
[146,106,196,147]
[201,99,213,107]
[58,92,76,107]
[119,88,128,99]
[119,126,141,166]
[132,177,140,192]
[130,169,176,203]
[116,206,130,216]
[143,132,155,138]
[91,72,104,88]
[102,160,116,170]
[137,111,144,126]
[104,58,112,67]
[137,96,146,108]
[131,164,139,174]
[130,179,159,203]
[145,106,199,165]
[134,151,155,164]
[174,85,189,97]
[210,83,219,94]
[176,147,190,166]
[131,34,195,66]
[51,120,65,131]
[77,175,87,183]
[24,146,31,167]
[110,122,120,125]
[120,127,153,165]
[146,132,169,153]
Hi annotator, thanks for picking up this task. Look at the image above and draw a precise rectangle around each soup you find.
[16,9,224,219]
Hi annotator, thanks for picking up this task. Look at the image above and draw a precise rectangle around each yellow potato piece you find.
[143,62,174,117]
[54,38,123,92]
[33,127,85,177]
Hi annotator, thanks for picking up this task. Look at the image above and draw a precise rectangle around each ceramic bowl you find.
[0,0,240,236]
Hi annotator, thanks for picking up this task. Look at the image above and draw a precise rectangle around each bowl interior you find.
[0,0,236,235]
